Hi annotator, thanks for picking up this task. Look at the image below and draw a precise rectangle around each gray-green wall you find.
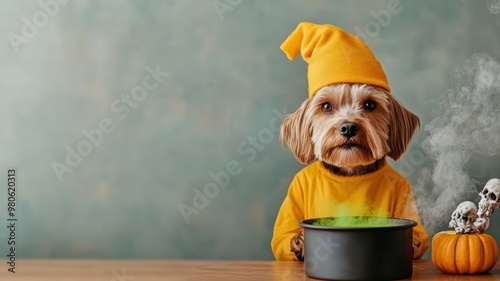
[1,0,500,260]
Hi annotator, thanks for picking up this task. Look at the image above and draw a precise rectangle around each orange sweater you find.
[271,160,428,261]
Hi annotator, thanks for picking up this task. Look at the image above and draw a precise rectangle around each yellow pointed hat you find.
[281,22,390,98]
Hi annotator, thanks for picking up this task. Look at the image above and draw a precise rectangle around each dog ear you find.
[387,95,420,161]
[280,99,315,164]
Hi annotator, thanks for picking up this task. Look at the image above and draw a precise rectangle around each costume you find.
[271,160,428,261]
[280,22,390,97]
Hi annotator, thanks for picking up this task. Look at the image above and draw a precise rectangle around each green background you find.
[1,0,500,261]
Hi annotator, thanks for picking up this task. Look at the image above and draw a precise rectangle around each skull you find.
[449,201,477,234]
[478,178,500,217]
[473,216,490,233]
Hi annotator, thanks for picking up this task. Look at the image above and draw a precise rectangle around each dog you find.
[271,83,428,261]
[271,22,428,261]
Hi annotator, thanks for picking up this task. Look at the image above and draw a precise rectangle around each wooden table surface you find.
[0,259,499,280]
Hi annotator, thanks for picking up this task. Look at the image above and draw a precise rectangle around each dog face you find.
[280,83,419,167]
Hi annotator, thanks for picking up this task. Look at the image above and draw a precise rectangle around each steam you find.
[414,53,500,234]
[311,203,401,227]
[312,217,395,227]
[486,0,500,14]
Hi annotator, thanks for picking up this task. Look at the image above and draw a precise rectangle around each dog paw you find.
[290,229,304,261]
[412,235,422,259]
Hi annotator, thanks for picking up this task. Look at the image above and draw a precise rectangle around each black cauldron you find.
[299,217,417,280]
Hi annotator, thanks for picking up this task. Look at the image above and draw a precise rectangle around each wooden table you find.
[0,259,499,280]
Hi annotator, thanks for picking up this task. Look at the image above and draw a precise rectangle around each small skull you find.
[449,201,477,234]
[474,216,490,233]
[478,178,500,217]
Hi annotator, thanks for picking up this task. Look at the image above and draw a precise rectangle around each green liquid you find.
[312,217,395,227]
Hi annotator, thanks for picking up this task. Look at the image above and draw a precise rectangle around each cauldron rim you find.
[299,216,417,231]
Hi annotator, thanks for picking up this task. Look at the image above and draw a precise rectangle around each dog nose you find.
[339,122,359,138]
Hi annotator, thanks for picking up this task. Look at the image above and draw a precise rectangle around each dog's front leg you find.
[412,235,422,259]
[290,229,304,261]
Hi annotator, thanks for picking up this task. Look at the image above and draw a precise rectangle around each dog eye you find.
[321,102,334,114]
[363,100,376,110]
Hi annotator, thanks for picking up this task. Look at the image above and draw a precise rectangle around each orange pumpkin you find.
[432,230,498,274]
